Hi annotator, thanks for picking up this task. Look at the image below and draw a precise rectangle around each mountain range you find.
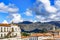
[16,21,60,33]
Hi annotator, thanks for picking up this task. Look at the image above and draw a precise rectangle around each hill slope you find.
[17,21,60,32]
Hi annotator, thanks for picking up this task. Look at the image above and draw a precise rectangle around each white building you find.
[0,23,21,40]
[38,36,53,40]
[21,36,38,40]
[21,33,53,40]
[29,36,38,40]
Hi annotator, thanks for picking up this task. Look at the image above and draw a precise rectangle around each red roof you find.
[0,24,10,27]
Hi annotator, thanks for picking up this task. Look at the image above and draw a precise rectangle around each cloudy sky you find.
[0,0,60,23]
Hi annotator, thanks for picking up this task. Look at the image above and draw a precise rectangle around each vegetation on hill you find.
[21,32,30,36]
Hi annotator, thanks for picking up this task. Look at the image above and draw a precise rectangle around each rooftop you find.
[0,24,10,27]
[21,33,53,38]
[0,24,18,27]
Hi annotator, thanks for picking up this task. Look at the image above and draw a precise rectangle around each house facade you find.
[0,23,21,40]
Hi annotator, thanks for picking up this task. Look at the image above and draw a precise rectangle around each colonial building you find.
[0,23,21,39]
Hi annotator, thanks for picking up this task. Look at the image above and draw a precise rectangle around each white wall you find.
[38,36,53,40]
[29,37,38,40]
[0,25,21,38]
[0,38,21,40]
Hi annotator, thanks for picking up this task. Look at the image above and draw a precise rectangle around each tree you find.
[41,28,48,33]
[21,32,30,36]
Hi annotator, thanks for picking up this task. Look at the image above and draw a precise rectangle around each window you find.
[12,28,14,32]
[16,33,17,36]
[1,34,3,38]
[1,27,2,32]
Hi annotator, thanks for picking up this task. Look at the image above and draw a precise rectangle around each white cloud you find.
[2,20,8,24]
[36,16,52,22]
[0,2,19,13]
[36,16,48,22]
[32,0,60,22]
[24,9,33,16]
[0,2,23,23]
[10,14,23,23]
[28,19,37,23]
[0,3,8,13]
[33,20,37,23]
[55,0,60,9]
[8,7,19,13]
[49,14,56,19]
[45,6,57,13]
[37,0,57,13]
[37,0,50,6]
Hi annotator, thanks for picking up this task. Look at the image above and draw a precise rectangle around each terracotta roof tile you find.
[0,24,10,27]
[54,35,60,38]
[21,36,30,38]
[21,33,53,38]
